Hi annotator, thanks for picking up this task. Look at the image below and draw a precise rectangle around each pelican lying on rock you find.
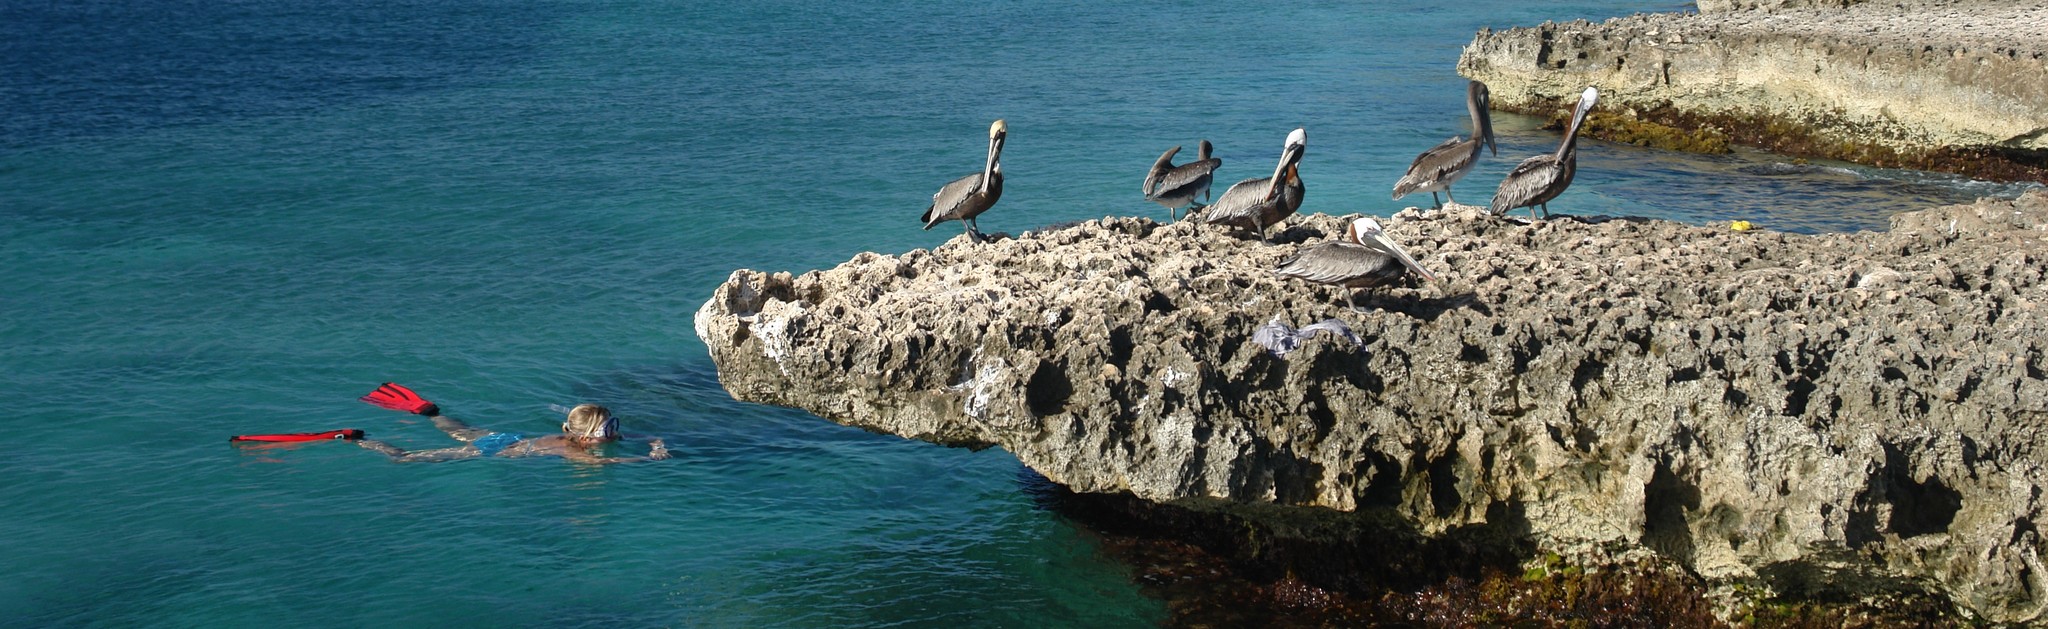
[922,119,1007,242]
[1143,140,1221,222]
[1275,217,1438,309]
[1203,128,1305,242]
[1393,80,1496,209]
[1490,87,1598,220]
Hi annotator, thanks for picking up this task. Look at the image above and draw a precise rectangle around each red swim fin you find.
[359,382,441,416]
[230,429,365,443]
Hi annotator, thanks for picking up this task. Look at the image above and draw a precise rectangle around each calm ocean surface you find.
[3,0,2037,625]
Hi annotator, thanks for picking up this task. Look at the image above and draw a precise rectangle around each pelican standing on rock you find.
[1202,128,1305,242]
[921,119,1007,242]
[1275,217,1438,309]
[1490,87,1598,219]
[1393,80,1497,209]
[1143,140,1221,222]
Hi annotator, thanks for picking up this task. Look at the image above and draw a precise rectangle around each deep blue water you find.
[2,0,2037,625]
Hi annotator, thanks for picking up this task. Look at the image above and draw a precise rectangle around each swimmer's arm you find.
[559,438,671,464]
[560,452,665,464]
[613,434,673,460]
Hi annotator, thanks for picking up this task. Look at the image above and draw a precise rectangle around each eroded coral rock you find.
[1458,1,2048,181]
[1697,0,1867,13]
[698,191,2048,622]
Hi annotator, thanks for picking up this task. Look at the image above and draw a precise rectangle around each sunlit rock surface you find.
[699,191,2048,622]
[1696,0,1867,13]
[1459,0,2048,181]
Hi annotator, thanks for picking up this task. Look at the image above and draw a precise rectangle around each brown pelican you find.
[1393,80,1497,209]
[922,119,1007,242]
[1275,217,1439,308]
[1490,87,1598,219]
[1202,128,1305,242]
[1143,140,1221,222]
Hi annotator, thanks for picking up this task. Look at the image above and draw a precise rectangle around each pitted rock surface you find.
[698,191,2048,622]
[1458,0,2048,173]
[1697,0,1867,14]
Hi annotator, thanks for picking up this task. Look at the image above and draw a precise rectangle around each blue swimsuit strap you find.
[472,432,524,457]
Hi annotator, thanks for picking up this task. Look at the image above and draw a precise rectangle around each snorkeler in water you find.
[353,382,670,463]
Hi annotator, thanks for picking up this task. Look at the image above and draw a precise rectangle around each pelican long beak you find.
[1468,82,1498,156]
[1553,88,1598,160]
[1360,225,1438,283]
[1265,143,1302,200]
[1479,91,1497,156]
[1567,88,1598,136]
[980,133,1003,194]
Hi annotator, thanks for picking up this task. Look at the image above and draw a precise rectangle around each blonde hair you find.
[562,404,619,440]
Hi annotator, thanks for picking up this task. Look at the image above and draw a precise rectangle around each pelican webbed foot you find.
[1345,291,1372,313]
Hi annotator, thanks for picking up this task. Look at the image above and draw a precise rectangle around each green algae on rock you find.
[1508,99,1736,155]
[1458,1,2048,183]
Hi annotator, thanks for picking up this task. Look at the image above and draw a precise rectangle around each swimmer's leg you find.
[356,439,480,463]
[425,414,491,443]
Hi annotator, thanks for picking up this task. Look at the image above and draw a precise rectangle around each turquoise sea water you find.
[3,0,2038,625]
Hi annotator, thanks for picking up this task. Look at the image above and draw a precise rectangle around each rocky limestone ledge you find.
[1459,1,2048,182]
[697,191,2048,623]
[1696,0,1866,13]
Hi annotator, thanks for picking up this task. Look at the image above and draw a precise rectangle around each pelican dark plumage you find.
[1269,219,1433,311]
[1393,80,1497,209]
[1275,217,1438,308]
[922,119,1007,242]
[1203,128,1306,242]
[1490,87,1599,219]
[1143,140,1222,222]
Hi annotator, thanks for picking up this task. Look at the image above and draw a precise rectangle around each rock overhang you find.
[699,193,2048,622]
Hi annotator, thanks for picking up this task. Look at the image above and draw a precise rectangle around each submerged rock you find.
[1458,0,2048,182]
[698,191,2048,623]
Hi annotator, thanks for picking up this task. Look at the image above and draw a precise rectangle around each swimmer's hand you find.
[649,439,671,461]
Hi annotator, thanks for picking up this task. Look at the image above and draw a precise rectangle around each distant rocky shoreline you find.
[1459,0,2048,183]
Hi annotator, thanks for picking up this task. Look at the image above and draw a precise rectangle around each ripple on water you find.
[3,0,2037,625]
